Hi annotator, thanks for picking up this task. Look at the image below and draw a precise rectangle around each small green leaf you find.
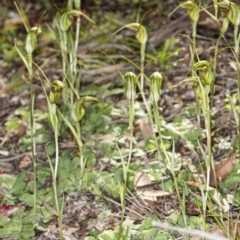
[5,117,22,132]
[142,228,156,239]
[36,222,48,231]
[177,215,186,227]
[98,230,115,240]
[0,174,16,190]
[4,221,22,234]
[189,216,204,229]
[44,190,55,203]
[18,193,34,207]
[41,207,53,223]
[0,227,12,238]
[0,215,10,226]
[21,224,35,238]
[11,172,27,196]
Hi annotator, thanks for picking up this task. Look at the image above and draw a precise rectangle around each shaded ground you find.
[0,0,239,239]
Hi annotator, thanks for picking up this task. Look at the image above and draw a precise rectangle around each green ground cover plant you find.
[1,0,240,239]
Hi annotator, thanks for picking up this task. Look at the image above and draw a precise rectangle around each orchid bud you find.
[193,61,213,85]
[25,26,41,54]
[49,80,64,104]
[124,72,137,100]
[180,1,199,22]
[149,71,163,102]
[59,9,95,32]
[71,96,99,122]
[114,23,148,45]
[218,0,240,26]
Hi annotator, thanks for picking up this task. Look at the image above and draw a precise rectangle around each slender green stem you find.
[76,122,84,187]
[62,31,68,75]
[139,44,148,109]
[74,8,81,69]
[57,110,84,188]
[28,53,37,215]
[139,44,161,162]
[54,128,63,240]
[192,21,197,55]
[202,84,216,227]
[191,21,201,127]
[205,100,212,186]
[152,101,166,164]
[234,26,240,154]
[210,34,221,108]
[46,128,63,240]
[117,99,134,240]
[204,109,211,223]
[140,44,145,92]
[57,110,83,150]
[127,100,134,169]
[54,126,59,180]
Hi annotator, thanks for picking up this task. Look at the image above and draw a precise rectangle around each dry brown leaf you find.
[139,117,153,140]
[208,221,240,239]
[193,151,236,187]
[134,171,156,201]
[127,197,156,221]
[186,181,230,212]
[62,224,79,234]
[138,118,152,168]
[133,172,155,219]
[95,133,117,141]
[211,190,230,212]
[214,151,236,183]
[134,171,172,201]
[134,171,152,189]
[19,153,31,169]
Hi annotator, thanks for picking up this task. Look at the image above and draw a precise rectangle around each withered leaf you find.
[139,117,153,141]
[215,151,236,181]
[210,151,236,187]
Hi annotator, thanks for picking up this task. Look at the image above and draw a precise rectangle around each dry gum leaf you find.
[214,151,236,182]
[134,171,172,201]
[139,117,153,141]
[194,151,236,187]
